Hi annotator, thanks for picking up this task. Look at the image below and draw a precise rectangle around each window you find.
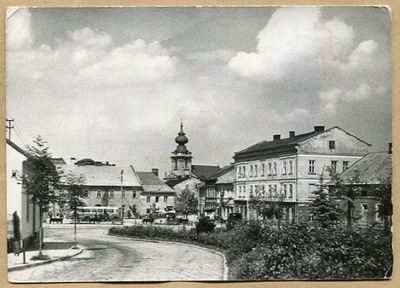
[185,160,188,168]
[289,160,293,175]
[261,163,265,176]
[156,196,160,203]
[254,165,258,177]
[361,203,368,222]
[273,185,277,197]
[309,160,315,174]
[289,184,293,198]
[238,167,242,178]
[174,160,178,169]
[109,191,115,198]
[268,185,272,198]
[282,161,287,175]
[376,204,383,222]
[97,191,102,198]
[329,140,335,149]
[146,196,151,203]
[164,196,168,203]
[250,185,253,197]
[343,161,349,172]
[283,184,287,198]
[122,190,126,198]
[250,165,253,177]
[273,162,277,175]
[331,161,337,172]
[268,163,272,175]
[243,166,246,178]
[132,191,136,198]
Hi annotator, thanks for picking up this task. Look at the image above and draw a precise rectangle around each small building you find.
[6,139,40,246]
[328,146,392,228]
[233,126,371,222]
[136,171,176,215]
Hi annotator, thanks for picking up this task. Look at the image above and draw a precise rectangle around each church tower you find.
[170,121,192,178]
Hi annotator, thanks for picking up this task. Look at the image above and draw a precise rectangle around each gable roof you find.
[137,172,175,193]
[191,164,221,179]
[337,152,392,185]
[6,139,29,158]
[59,164,141,187]
[206,164,235,181]
[234,126,370,161]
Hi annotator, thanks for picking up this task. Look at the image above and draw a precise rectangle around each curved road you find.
[9,223,226,282]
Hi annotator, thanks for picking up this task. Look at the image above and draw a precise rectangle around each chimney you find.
[273,134,281,141]
[152,168,159,177]
[389,143,392,154]
[289,131,295,138]
[314,126,325,132]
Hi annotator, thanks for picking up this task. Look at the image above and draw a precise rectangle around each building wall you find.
[137,192,176,215]
[7,144,40,240]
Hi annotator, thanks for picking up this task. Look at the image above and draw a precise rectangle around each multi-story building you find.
[233,126,371,222]
[199,165,235,220]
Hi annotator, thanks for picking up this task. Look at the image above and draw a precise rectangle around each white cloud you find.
[344,83,372,101]
[319,88,342,113]
[69,27,112,48]
[228,7,375,82]
[288,108,310,121]
[6,8,33,50]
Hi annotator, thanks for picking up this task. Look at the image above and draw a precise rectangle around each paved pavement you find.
[8,223,226,282]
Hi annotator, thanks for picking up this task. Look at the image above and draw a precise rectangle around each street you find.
[8,223,226,282]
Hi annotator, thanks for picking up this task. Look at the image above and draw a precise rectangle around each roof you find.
[6,139,29,157]
[51,158,66,165]
[59,164,141,187]
[191,164,221,179]
[234,126,370,161]
[136,172,175,193]
[337,152,392,185]
[206,164,235,181]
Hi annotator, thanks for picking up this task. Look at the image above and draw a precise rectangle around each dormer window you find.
[329,140,335,150]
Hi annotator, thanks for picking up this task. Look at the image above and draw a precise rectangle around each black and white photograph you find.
[5,6,392,283]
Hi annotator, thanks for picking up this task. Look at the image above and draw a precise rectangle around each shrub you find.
[195,217,216,235]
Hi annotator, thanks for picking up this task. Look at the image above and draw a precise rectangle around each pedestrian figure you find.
[94,212,98,223]
[12,211,22,256]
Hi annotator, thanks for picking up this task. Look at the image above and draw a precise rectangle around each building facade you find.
[6,140,40,244]
[233,126,371,222]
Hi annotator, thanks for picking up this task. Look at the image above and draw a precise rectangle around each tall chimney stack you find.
[289,131,295,138]
[314,126,325,132]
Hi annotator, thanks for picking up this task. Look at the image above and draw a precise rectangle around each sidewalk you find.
[8,243,83,272]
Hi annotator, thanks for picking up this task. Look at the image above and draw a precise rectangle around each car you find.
[227,213,245,228]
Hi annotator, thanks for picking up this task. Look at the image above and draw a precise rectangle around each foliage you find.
[109,220,392,280]
[61,172,87,212]
[375,170,392,235]
[22,136,62,257]
[195,216,216,234]
[176,187,198,218]
[310,173,342,228]
[23,136,62,209]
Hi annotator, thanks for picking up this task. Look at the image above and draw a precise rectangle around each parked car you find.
[227,212,244,229]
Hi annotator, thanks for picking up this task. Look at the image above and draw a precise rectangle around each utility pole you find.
[6,118,14,140]
[120,170,124,218]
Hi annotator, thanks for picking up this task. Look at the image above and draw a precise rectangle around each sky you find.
[6,6,391,178]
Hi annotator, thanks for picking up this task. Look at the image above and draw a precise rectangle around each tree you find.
[375,170,392,236]
[329,168,361,229]
[62,172,87,248]
[176,187,198,219]
[216,189,233,221]
[310,173,342,228]
[23,136,62,258]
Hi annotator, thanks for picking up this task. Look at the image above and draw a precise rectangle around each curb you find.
[8,248,83,272]
[109,234,229,280]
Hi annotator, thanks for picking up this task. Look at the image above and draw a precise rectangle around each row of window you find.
[308,160,349,174]
[96,190,136,198]
[236,183,294,199]
[237,160,294,179]
[146,196,169,203]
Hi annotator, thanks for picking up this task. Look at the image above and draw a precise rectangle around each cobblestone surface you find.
[8,224,225,282]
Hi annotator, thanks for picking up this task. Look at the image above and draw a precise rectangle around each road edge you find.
[109,235,229,280]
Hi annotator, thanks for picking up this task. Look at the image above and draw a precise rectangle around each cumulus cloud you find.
[228,7,376,82]
[6,8,33,50]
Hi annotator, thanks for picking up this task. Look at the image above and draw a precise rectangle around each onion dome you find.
[174,122,189,153]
